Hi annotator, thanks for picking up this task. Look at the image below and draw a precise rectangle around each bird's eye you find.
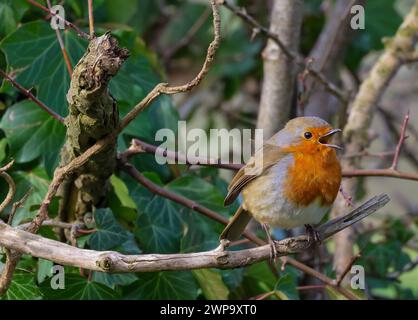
[304,132,313,139]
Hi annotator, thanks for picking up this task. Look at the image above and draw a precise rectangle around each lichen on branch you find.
[58,33,130,220]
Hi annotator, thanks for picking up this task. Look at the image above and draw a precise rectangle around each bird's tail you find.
[220,206,252,242]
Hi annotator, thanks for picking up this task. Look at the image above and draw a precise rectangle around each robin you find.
[220,117,342,258]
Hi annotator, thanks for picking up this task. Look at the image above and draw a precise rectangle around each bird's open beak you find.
[319,128,343,150]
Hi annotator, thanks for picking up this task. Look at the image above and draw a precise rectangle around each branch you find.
[390,111,409,170]
[379,107,418,169]
[222,0,347,104]
[0,69,65,123]
[119,138,242,170]
[0,161,16,214]
[336,253,362,286]
[256,0,303,136]
[0,194,389,273]
[120,138,418,182]
[88,0,95,37]
[163,7,211,61]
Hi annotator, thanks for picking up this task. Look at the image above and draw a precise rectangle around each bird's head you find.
[273,117,342,155]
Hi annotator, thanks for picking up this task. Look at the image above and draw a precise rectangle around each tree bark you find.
[257,0,303,138]
[57,33,129,222]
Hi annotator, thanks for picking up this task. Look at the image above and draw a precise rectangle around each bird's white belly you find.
[241,159,330,229]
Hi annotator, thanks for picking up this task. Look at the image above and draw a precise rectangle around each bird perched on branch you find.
[221,117,342,259]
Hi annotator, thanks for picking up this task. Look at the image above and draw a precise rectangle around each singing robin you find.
[220,117,342,257]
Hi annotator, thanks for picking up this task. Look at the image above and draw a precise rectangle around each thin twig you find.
[336,253,362,286]
[120,138,418,182]
[46,0,72,77]
[379,107,418,170]
[0,161,16,214]
[7,189,32,225]
[163,6,211,61]
[297,284,327,291]
[119,138,242,170]
[390,111,409,170]
[0,69,65,123]
[88,0,95,37]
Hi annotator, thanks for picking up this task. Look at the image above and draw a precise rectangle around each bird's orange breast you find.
[282,143,342,207]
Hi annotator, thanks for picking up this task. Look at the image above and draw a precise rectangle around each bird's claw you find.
[305,224,322,245]
[268,240,278,265]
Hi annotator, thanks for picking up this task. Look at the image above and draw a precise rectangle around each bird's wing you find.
[223,142,287,206]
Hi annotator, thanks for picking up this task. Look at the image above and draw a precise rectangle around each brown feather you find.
[224,143,287,206]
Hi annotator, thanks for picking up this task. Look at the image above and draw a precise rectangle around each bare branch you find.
[0,194,389,274]
[0,161,16,214]
[390,112,409,170]
[0,69,65,123]
[7,189,31,225]
[88,0,95,37]
[336,253,362,286]
[46,0,73,77]
[256,0,303,136]
[163,7,211,61]
[119,139,241,170]
[120,138,418,182]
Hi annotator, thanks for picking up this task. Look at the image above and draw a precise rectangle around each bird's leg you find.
[262,223,278,264]
[304,224,322,244]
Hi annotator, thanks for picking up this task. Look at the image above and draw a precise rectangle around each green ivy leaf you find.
[89,208,132,251]
[134,195,183,254]
[2,272,42,300]
[180,212,219,253]
[0,1,17,39]
[123,271,198,300]
[40,274,120,300]
[274,273,299,300]
[166,174,228,216]
[37,259,54,284]
[0,100,65,173]
[192,269,229,300]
